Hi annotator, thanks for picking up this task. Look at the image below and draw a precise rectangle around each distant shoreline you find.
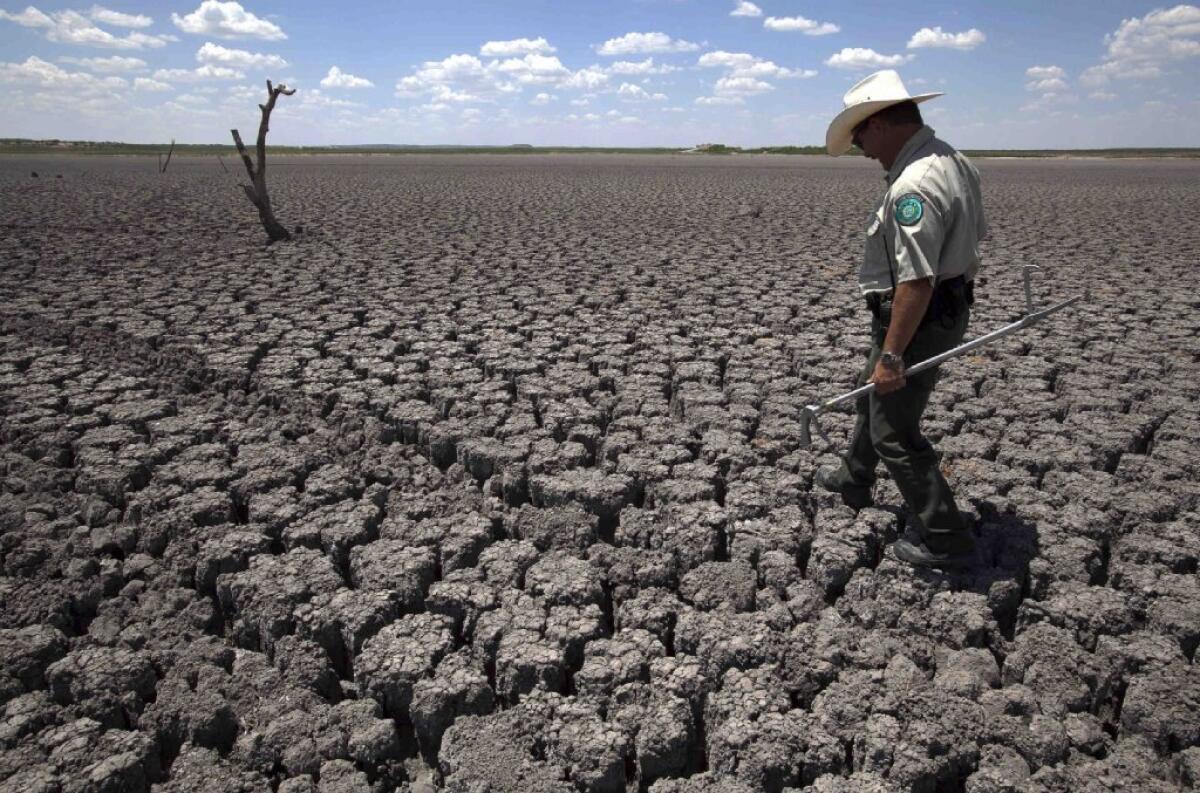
[2,139,1198,159]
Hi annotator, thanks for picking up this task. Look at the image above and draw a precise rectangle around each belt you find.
[866,275,974,323]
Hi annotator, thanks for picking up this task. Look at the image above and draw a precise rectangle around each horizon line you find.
[4,138,1200,157]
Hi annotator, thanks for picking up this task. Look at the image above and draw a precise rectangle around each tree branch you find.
[229,80,295,242]
[231,128,256,185]
[160,138,175,174]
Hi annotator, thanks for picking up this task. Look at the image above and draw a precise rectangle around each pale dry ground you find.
[1,154,1199,793]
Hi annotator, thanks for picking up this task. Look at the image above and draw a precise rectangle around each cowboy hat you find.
[825,70,943,156]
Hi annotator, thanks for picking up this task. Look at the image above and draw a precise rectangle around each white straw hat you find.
[825,70,943,156]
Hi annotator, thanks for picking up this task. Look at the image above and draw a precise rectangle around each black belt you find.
[866,275,974,324]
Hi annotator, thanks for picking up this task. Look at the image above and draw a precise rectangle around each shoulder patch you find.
[894,193,924,226]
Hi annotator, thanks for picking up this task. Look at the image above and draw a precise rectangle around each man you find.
[816,70,986,569]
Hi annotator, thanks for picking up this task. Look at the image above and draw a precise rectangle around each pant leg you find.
[838,332,882,489]
[868,307,971,543]
[830,311,887,493]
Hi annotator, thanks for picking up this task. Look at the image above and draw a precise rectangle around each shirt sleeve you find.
[885,188,945,285]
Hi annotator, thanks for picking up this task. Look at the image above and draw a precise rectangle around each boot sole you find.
[893,539,976,569]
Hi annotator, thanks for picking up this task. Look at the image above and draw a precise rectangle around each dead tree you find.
[159,139,175,173]
[231,80,295,243]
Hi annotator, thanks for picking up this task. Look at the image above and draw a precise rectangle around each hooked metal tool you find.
[799,265,1083,449]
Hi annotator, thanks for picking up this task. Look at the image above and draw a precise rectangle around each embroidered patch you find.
[894,193,924,226]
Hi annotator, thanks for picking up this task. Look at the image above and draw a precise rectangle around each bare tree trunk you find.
[231,80,295,243]
[160,139,175,173]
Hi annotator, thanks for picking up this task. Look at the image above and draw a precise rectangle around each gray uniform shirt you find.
[859,126,987,295]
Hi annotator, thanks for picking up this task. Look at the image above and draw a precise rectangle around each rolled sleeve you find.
[886,190,944,285]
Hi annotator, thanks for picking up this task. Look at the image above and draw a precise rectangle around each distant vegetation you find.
[2,138,1197,159]
[0,139,682,156]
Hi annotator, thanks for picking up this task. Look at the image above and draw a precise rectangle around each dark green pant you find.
[832,304,971,548]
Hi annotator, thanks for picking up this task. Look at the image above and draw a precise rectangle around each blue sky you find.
[2,1,1198,148]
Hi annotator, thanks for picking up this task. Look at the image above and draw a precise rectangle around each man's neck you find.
[880,123,924,172]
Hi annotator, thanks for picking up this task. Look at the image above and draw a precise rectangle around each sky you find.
[1,1,1198,149]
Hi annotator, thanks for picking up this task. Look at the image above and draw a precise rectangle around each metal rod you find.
[1023,264,1039,316]
[811,293,1081,415]
[799,288,1083,447]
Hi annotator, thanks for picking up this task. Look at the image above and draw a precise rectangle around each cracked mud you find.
[1,154,1198,793]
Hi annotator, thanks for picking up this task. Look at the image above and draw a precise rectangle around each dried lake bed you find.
[1,154,1199,792]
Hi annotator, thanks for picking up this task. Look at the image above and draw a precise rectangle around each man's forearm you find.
[882,279,934,356]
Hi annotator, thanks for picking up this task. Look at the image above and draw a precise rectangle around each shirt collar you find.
[886,125,935,185]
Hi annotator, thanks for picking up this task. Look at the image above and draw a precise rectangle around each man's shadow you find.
[897,500,1042,640]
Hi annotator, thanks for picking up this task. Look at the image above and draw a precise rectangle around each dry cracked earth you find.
[1,153,1198,793]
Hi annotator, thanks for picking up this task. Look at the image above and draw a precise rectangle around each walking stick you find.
[799,265,1083,448]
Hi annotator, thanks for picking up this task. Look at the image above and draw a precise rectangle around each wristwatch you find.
[879,351,905,371]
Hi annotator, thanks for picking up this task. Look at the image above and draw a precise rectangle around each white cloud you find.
[395,53,509,102]
[596,31,700,56]
[697,50,815,79]
[1026,65,1066,81]
[0,6,52,27]
[694,49,814,106]
[697,51,756,69]
[569,97,589,106]
[1081,5,1200,86]
[608,57,678,75]
[393,50,598,104]
[88,5,151,28]
[295,88,362,109]
[1027,77,1067,92]
[0,6,172,48]
[154,64,244,81]
[0,54,128,96]
[1019,90,1077,113]
[1081,59,1163,85]
[50,11,171,48]
[561,64,609,90]
[1025,66,1067,93]
[1089,90,1117,100]
[133,76,171,91]
[320,65,372,88]
[1105,5,1200,61]
[730,1,762,17]
[480,37,555,57]
[714,75,773,96]
[617,82,666,101]
[493,53,571,84]
[59,54,146,72]
[172,1,285,41]
[196,41,286,69]
[907,26,986,50]
[531,91,556,105]
[825,47,914,69]
[763,16,839,35]
[695,95,743,105]
[197,63,243,79]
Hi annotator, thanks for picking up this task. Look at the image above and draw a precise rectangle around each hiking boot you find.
[814,466,874,511]
[899,521,924,545]
[892,536,977,570]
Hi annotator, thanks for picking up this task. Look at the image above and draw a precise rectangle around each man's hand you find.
[870,358,906,395]
[871,278,934,396]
